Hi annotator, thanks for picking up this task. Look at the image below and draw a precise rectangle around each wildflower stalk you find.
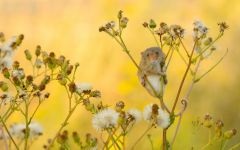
[131,125,152,149]
[0,117,19,150]
[147,27,160,47]
[47,99,81,149]
[24,99,30,150]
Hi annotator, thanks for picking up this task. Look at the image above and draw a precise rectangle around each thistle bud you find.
[143,22,148,28]
[2,68,10,79]
[0,81,8,92]
[224,129,237,139]
[72,132,81,144]
[120,17,129,28]
[24,49,32,61]
[68,82,76,93]
[115,101,125,112]
[118,10,123,19]
[149,19,156,29]
[35,45,41,57]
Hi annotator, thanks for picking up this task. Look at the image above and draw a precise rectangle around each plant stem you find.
[171,40,197,113]
[131,126,152,150]
[0,117,19,150]
[178,36,190,57]
[163,129,167,150]
[47,102,79,149]
[24,100,29,150]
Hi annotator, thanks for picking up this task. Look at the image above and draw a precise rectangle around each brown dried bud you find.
[99,26,106,32]
[2,68,10,79]
[224,129,237,139]
[44,93,50,98]
[13,61,20,69]
[143,22,148,28]
[26,75,33,85]
[115,101,125,111]
[118,10,123,19]
[68,82,76,93]
[35,45,41,57]
[152,104,159,115]
[66,65,73,75]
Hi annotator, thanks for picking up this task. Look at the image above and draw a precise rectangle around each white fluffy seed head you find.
[76,83,93,94]
[127,109,142,122]
[92,108,119,131]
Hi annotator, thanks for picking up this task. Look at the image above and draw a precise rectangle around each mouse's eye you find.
[155,51,159,55]
[146,53,149,57]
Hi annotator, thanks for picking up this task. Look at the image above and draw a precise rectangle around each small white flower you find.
[29,122,43,137]
[92,108,119,131]
[143,104,170,129]
[12,68,25,79]
[127,109,142,122]
[193,20,208,39]
[76,83,92,94]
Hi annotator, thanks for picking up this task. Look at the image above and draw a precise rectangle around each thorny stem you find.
[0,117,19,150]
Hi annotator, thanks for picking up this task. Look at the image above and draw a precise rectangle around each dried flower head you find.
[218,22,229,33]
[76,83,93,94]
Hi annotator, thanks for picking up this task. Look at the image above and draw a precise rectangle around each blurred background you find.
[0,0,239,149]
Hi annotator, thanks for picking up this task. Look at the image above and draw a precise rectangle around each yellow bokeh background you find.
[0,0,240,149]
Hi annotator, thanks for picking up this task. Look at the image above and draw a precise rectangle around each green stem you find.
[0,117,19,150]
[178,36,190,57]
[147,27,160,47]
[131,126,152,149]
[47,102,80,149]
[171,39,198,113]
[228,142,240,150]
[24,100,29,150]
[194,49,228,83]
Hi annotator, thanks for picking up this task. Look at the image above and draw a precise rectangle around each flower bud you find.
[120,17,129,28]
[72,132,81,144]
[143,22,148,28]
[24,49,32,61]
[115,101,125,112]
[2,68,10,79]
[224,129,237,139]
[68,82,76,93]
[149,19,156,29]
[0,81,8,92]
[118,10,123,19]
[35,45,41,57]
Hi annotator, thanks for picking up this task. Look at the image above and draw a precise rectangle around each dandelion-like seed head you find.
[143,104,170,128]
[92,108,119,131]
[127,109,142,122]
